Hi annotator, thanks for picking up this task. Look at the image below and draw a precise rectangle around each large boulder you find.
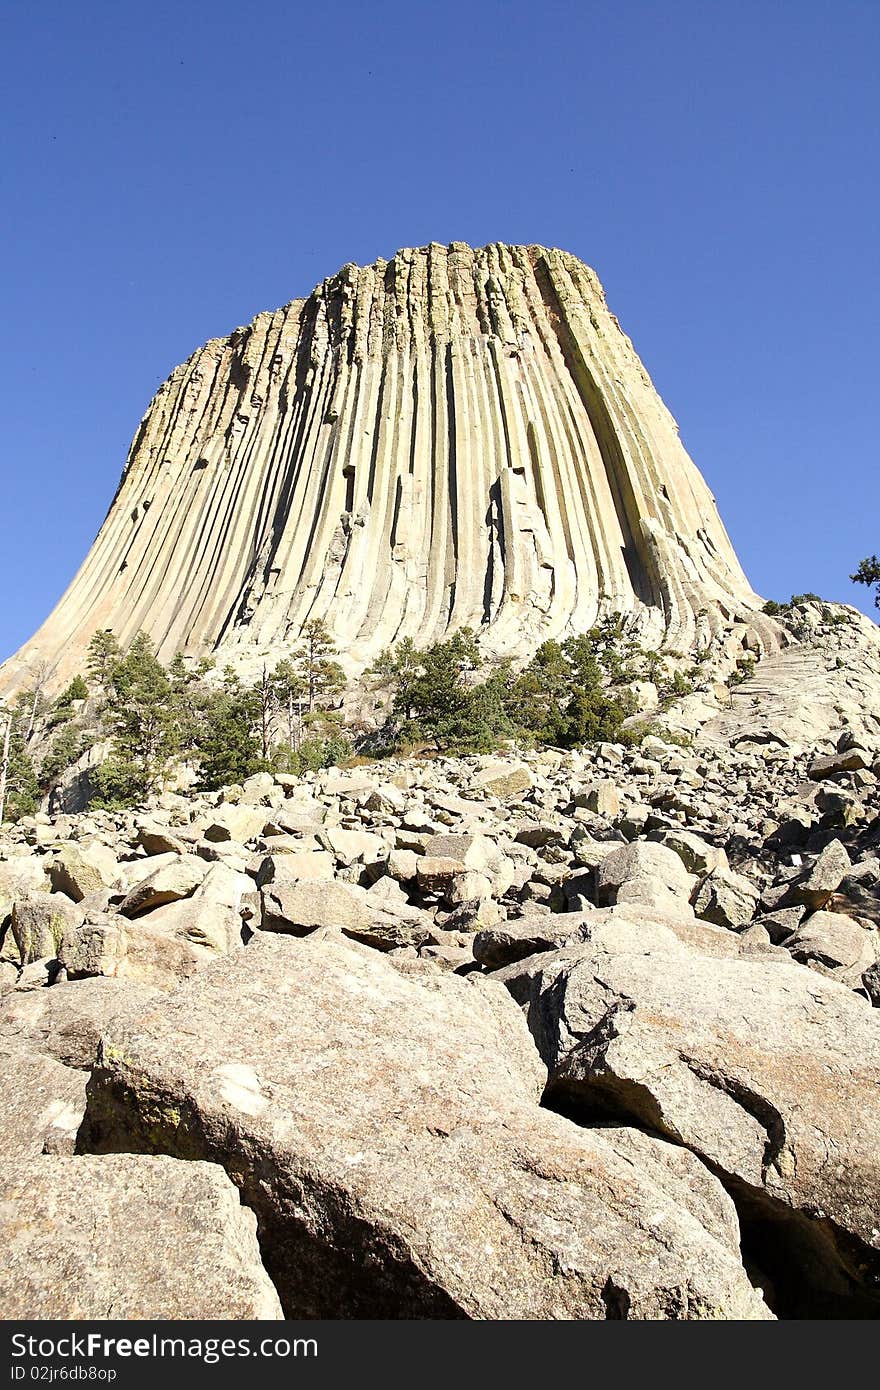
[691,867,759,930]
[60,900,234,990]
[79,932,769,1320]
[831,858,880,926]
[198,804,272,843]
[497,942,880,1315]
[808,748,869,780]
[786,840,851,911]
[255,850,336,886]
[0,1155,282,1318]
[0,857,49,916]
[595,840,695,910]
[784,910,875,986]
[474,917,598,969]
[47,844,116,902]
[477,905,745,972]
[471,760,533,797]
[260,880,433,951]
[0,976,160,1069]
[9,893,81,965]
[119,854,209,917]
[0,1046,86,1156]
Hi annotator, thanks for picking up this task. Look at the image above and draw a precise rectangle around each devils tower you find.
[2,243,768,690]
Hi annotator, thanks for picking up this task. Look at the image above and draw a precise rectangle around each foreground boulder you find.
[496,942,880,1315]
[9,893,81,965]
[0,1155,282,1318]
[79,932,769,1320]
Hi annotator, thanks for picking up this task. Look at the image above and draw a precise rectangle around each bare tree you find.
[22,658,50,743]
[0,706,11,825]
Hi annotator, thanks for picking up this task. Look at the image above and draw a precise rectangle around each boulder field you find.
[2,706,879,1319]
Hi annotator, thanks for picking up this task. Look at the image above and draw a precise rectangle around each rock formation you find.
[2,675,879,1317]
[2,244,879,1323]
[2,243,774,692]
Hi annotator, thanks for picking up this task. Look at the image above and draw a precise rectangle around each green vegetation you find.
[368,617,675,755]
[85,618,349,806]
[727,654,756,688]
[762,593,823,616]
[0,691,40,822]
[851,555,880,609]
[2,609,710,820]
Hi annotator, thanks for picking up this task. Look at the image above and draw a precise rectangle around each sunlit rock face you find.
[2,242,773,690]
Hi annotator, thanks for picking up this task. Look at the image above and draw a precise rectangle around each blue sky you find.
[2,0,878,661]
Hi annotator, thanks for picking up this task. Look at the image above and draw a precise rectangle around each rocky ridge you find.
[2,647,879,1319]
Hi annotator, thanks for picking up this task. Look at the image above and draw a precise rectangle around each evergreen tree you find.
[46,674,89,729]
[0,697,39,822]
[40,723,90,792]
[86,630,122,691]
[393,629,480,745]
[270,658,308,764]
[852,555,880,609]
[95,633,180,803]
[194,677,264,791]
[504,632,637,749]
[297,619,345,712]
[505,640,571,744]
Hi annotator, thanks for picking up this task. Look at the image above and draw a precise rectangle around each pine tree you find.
[392,629,480,744]
[271,658,308,763]
[0,698,39,822]
[505,640,571,744]
[46,674,89,728]
[194,678,264,791]
[95,632,180,803]
[297,619,345,713]
[86,630,122,690]
[852,555,880,609]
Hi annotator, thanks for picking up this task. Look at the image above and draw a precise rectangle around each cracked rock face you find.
[1,242,774,693]
[496,942,880,1314]
[77,931,770,1320]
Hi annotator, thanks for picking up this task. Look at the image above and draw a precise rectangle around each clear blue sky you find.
[2,0,878,662]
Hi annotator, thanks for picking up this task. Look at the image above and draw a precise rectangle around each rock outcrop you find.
[495,940,880,1315]
[2,243,773,693]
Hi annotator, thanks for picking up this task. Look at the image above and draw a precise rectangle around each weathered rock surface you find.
[0,1047,86,1157]
[79,932,769,1320]
[10,892,81,965]
[0,1155,282,1318]
[498,941,880,1315]
[595,840,695,909]
[0,976,160,1069]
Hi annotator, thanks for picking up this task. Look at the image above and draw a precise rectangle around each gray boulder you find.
[786,839,851,910]
[595,841,695,909]
[10,893,81,965]
[497,941,880,1314]
[79,932,769,1320]
[0,976,160,1069]
[0,1046,86,1156]
[0,1155,282,1318]
[784,910,875,986]
[691,867,759,930]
